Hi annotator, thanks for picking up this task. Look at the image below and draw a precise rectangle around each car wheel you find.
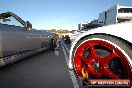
[50,38,56,50]
[73,34,132,80]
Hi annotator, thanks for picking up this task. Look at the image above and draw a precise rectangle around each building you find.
[78,22,90,30]
[78,20,101,31]
[78,4,132,31]
[98,4,132,26]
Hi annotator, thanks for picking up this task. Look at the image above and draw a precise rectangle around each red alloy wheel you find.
[74,40,131,79]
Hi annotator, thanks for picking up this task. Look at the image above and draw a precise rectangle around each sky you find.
[0,0,132,30]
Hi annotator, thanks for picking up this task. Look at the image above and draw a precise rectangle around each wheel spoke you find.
[78,53,92,64]
[103,51,118,64]
[103,67,119,79]
[80,56,88,63]
[89,44,98,59]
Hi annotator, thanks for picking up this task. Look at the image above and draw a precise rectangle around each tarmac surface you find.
[0,41,78,88]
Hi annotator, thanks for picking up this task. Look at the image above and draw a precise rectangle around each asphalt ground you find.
[0,41,78,88]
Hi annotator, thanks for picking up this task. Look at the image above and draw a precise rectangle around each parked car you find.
[64,35,71,44]
[0,11,57,67]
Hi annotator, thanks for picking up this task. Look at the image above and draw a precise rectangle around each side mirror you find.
[26,21,32,29]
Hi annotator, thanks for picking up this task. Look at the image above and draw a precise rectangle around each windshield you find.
[0,16,23,27]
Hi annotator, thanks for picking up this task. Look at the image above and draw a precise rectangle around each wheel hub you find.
[93,61,101,72]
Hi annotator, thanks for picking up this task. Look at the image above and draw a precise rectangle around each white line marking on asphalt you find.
[62,41,70,54]
[61,41,80,88]
[61,44,69,65]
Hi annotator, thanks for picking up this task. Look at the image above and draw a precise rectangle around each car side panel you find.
[0,24,53,58]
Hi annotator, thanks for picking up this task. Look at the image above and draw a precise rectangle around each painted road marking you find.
[61,41,80,88]
[62,41,70,54]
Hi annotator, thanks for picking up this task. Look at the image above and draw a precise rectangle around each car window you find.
[0,16,23,27]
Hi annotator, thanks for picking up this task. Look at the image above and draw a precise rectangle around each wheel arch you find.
[79,33,132,47]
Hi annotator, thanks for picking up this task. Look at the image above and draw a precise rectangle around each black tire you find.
[72,34,132,80]
[50,38,56,50]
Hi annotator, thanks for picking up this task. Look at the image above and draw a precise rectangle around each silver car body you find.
[0,12,55,67]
